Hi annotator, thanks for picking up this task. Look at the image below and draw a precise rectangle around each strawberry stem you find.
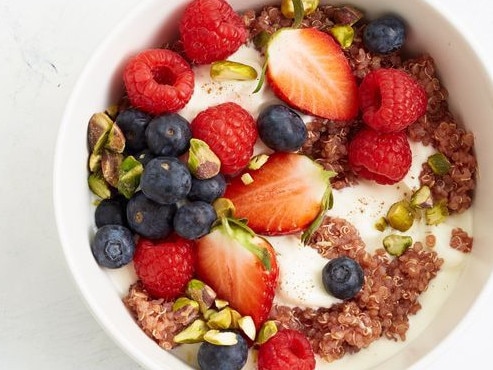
[221,217,273,271]
[301,169,336,245]
[252,56,268,94]
[291,0,305,29]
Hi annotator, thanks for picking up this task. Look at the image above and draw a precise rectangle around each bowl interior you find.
[53,0,493,369]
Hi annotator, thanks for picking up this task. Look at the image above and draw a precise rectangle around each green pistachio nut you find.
[213,198,236,219]
[186,279,217,314]
[383,234,413,256]
[330,25,355,49]
[101,149,123,188]
[256,320,278,344]
[105,123,126,153]
[386,200,415,232]
[238,316,256,341]
[117,155,143,199]
[210,61,258,81]
[410,185,433,209]
[425,199,449,225]
[203,330,238,346]
[87,112,113,154]
[247,154,270,170]
[187,138,221,180]
[173,319,208,344]
[427,152,451,175]
[281,0,319,18]
[374,217,388,232]
[207,308,232,330]
[88,172,112,199]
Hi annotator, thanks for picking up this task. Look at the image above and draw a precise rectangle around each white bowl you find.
[53,0,493,369]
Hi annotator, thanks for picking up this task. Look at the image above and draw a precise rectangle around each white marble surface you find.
[1,0,492,369]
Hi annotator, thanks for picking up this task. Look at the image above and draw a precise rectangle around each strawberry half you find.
[196,217,279,328]
[223,152,334,236]
[266,27,358,121]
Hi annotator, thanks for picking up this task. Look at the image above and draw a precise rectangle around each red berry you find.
[179,0,247,64]
[191,102,257,176]
[359,68,427,132]
[257,329,316,370]
[132,234,196,300]
[123,49,194,115]
[348,127,412,185]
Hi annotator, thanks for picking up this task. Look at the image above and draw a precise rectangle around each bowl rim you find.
[53,0,493,369]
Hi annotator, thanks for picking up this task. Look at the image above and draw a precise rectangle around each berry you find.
[257,329,315,370]
[196,217,279,328]
[223,153,332,236]
[257,104,307,152]
[363,15,406,54]
[145,113,192,156]
[126,192,176,239]
[140,157,192,204]
[322,256,364,300]
[91,225,135,268]
[188,173,227,203]
[359,68,427,133]
[179,0,247,64]
[94,196,128,228]
[173,201,217,240]
[133,235,196,300]
[266,27,358,120]
[123,49,194,115]
[191,102,257,175]
[115,108,152,153]
[348,127,412,185]
[197,332,248,370]
[134,149,155,167]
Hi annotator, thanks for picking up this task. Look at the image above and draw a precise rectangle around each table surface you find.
[1,0,492,369]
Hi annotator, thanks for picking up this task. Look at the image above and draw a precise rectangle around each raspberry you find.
[359,68,427,133]
[348,127,412,185]
[191,102,257,176]
[133,234,196,300]
[179,0,247,64]
[123,49,194,115]
[257,329,315,370]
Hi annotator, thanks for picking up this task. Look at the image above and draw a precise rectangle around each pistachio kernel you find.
[228,308,242,329]
[256,320,278,344]
[173,319,208,344]
[186,279,217,314]
[213,198,236,219]
[427,152,451,175]
[374,216,388,232]
[386,200,414,232]
[238,316,256,341]
[172,297,200,313]
[88,172,112,199]
[410,185,433,209]
[188,138,221,180]
[247,154,269,170]
[215,299,229,310]
[330,25,355,48]
[101,150,123,188]
[105,123,126,153]
[204,308,218,321]
[87,112,113,153]
[210,61,258,81]
[117,155,143,199]
[281,0,319,19]
[241,173,254,185]
[88,152,102,172]
[203,330,238,346]
[104,105,120,120]
[383,234,413,256]
[207,308,232,330]
[425,199,449,225]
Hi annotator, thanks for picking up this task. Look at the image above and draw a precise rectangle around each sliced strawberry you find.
[224,153,334,236]
[196,218,279,328]
[266,27,358,121]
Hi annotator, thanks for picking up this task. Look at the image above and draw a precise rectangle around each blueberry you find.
[91,224,135,268]
[134,149,155,167]
[322,256,364,300]
[174,201,217,240]
[95,196,128,228]
[126,192,176,239]
[197,333,248,370]
[145,113,192,156]
[188,173,227,203]
[363,15,406,54]
[115,108,152,153]
[140,157,192,205]
[257,104,307,152]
